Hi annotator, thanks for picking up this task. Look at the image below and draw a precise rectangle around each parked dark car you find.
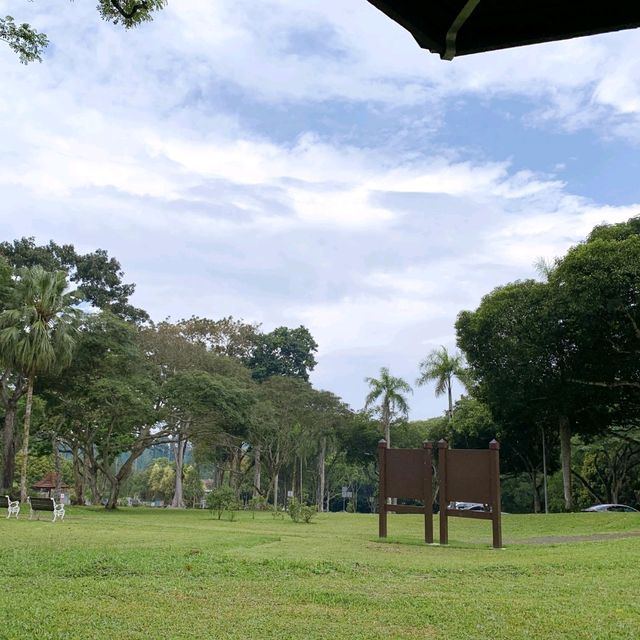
[581,504,638,513]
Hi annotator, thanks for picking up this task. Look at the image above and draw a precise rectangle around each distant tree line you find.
[350,216,640,513]
[1,218,638,514]
[0,237,368,510]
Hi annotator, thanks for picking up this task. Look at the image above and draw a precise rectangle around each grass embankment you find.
[2,508,639,639]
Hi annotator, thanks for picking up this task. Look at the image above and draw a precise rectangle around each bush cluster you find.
[206,486,240,521]
[287,497,317,523]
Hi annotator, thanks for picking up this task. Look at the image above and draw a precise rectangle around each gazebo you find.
[367,1,640,60]
[32,472,70,498]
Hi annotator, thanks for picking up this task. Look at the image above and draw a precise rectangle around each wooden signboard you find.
[377,439,433,543]
[438,439,502,548]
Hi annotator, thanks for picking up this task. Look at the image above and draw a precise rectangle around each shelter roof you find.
[32,471,70,490]
[367,1,640,60]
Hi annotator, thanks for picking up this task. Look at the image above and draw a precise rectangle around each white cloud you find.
[2,0,640,419]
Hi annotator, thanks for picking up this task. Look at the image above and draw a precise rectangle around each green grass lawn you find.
[3,508,639,639]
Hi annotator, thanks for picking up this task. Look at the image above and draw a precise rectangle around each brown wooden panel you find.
[385,448,424,500]
[385,504,425,515]
[446,449,492,503]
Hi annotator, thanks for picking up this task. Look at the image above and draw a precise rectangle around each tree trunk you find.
[253,447,261,496]
[72,445,84,505]
[291,456,296,504]
[318,437,326,512]
[559,415,572,511]
[171,436,187,508]
[105,478,120,509]
[382,402,396,505]
[214,466,224,489]
[1,373,26,494]
[19,377,34,504]
[541,426,549,514]
[2,406,17,492]
[273,471,279,510]
[383,400,391,447]
[299,456,303,500]
[229,447,242,496]
[87,455,99,505]
[532,471,541,513]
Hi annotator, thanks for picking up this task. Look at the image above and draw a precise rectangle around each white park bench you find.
[28,496,65,522]
[0,495,20,518]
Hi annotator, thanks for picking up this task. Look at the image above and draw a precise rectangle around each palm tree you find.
[416,346,468,420]
[0,266,78,502]
[364,367,412,448]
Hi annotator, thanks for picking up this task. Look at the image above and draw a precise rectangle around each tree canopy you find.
[364,367,412,448]
[0,238,147,322]
[416,346,468,419]
[456,215,640,510]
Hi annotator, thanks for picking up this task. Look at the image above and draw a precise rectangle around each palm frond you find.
[0,265,80,376]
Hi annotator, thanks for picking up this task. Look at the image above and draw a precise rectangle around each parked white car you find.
[449,501,489,511]
[582,504,638,513]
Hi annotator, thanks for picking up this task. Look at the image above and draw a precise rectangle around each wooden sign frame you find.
[377,439,433,543]
[437,439,502,548]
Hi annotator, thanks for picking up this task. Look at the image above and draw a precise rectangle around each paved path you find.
[518,531,640,544]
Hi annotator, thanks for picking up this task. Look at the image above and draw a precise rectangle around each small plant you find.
[248,495,267,519]
[270,504,284,519]
[301,504,317,523]
[206,486,240,520]
[288,497,302,522]
[288,497,317,524]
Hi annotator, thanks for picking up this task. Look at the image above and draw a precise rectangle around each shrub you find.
[248,495,267,519]
[206,486,240,520]
[288,497,317,524]
[270,504,284,519]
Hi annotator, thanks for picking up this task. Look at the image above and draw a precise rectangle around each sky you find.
[1,1,640,420]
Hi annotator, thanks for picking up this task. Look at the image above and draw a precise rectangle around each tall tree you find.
[172,316,260,361]
[416,346,468,419]
[309,390,350,511]
[364,367,412,448]
[141,320,256,505]
[0,255,24,491]
[0,238,148,322]
[0,266,78,501]
[456,273,616,511]
[246,326,318,382]
[44,312,158,508]
[250,377,312,507]
[165,368,255,506]
[550,218,640,402]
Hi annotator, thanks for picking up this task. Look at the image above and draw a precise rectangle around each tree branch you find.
[110,0,149,20]
[569,378,640,390]
[623,307,640,341]
[570,468,603,503]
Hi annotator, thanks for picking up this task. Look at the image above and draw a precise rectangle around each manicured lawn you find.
[3,508,639,639]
